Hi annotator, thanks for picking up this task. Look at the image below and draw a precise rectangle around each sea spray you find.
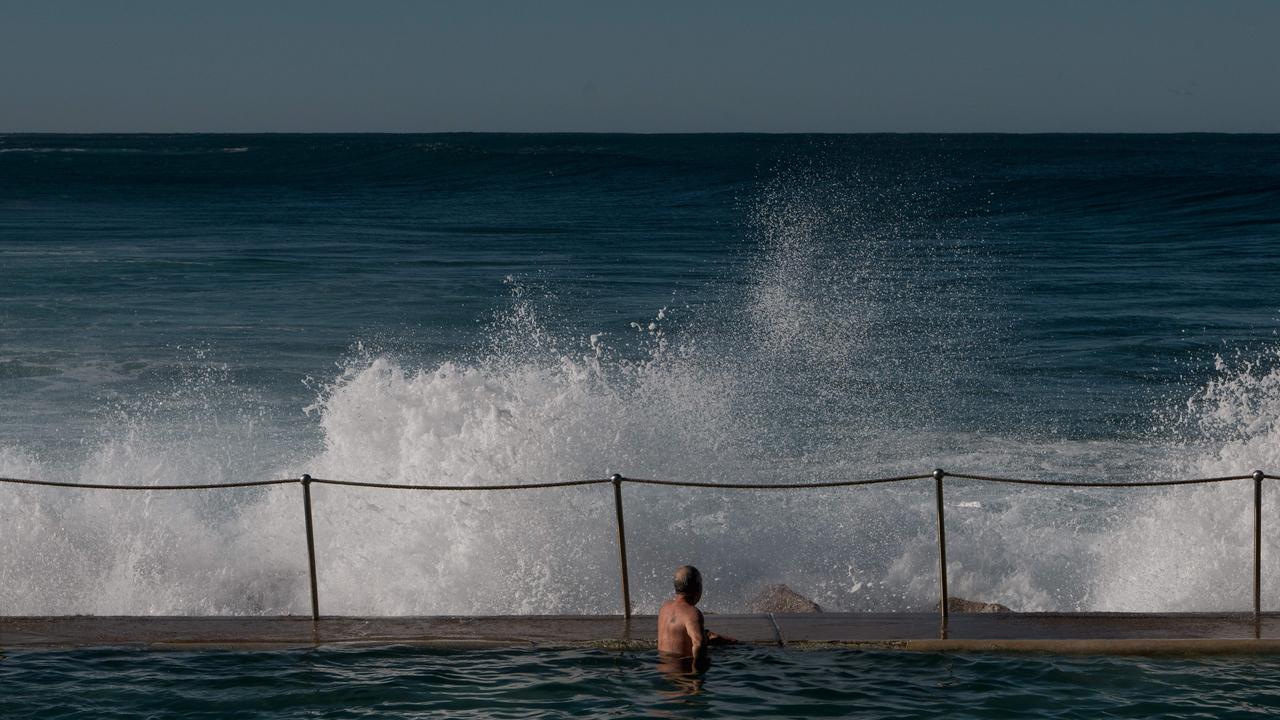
[201,166,1009,616]
[1090,351,1280,611]
[299,284,933,614]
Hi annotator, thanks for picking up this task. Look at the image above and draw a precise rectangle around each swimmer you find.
[656,565,736,672]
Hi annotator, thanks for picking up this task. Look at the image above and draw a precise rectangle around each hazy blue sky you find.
[2,0,1277,133]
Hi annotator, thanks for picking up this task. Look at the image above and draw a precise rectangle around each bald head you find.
[673,565,703,602]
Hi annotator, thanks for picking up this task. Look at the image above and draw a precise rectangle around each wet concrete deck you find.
[5,614,1280,655]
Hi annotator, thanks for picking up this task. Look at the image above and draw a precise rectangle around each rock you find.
[938,596,1013,613]
[749,584,821,613]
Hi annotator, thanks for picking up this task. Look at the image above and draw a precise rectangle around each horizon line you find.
[4,130,1279,137]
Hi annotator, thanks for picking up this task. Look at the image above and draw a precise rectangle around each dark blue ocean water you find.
[3,134,1280,616]
[3,135,1280,716]
[5,645,1280,719]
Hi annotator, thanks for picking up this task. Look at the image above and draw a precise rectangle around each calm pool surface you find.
[4,645,1280,719]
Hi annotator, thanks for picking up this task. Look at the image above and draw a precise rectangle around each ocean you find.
[2,133,1279,621]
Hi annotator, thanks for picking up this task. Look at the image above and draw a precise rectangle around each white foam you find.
[1089,351,1280,611]
[11,312,1265,615]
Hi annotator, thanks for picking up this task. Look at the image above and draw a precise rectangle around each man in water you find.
[657,565,735,672]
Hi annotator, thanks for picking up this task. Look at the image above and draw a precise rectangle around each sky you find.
[1,0,1277,133]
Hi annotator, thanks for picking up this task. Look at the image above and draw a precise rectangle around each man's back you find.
[657,597,705,659]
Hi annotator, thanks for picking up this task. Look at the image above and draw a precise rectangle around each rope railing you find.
[309,477,613,491]
[943,472,1259,487]
[2,469,1278,635]
[0,476,300,490]
[5,471,1276,491]
[616,473,935,489]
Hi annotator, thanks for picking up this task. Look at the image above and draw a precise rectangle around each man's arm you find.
[705,630,737,645]
[686,612,707,668]
[698,608,737,645]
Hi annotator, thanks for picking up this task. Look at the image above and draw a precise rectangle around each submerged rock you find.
[749,584,821,613]
[938,596,1013,613]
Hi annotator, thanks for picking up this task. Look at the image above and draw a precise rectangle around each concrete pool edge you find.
[5,613,1280,655]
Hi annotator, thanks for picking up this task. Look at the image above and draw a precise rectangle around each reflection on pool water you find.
[5,645,1280,719]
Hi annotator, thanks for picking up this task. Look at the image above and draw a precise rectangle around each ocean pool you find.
[5,645,1280,718]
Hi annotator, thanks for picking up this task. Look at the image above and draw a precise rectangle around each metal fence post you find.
[1255,470,1265,623]
[611,473,633,619]
[933,469,950,628]
[301,474,320,622]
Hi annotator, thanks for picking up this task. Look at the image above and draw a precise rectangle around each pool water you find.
[5,646,1280,718]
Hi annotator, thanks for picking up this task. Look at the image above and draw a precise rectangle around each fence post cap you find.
[300,473,312,485]
[610,473,624,483]
[1254,470,1266,482]
[932,468,946,481]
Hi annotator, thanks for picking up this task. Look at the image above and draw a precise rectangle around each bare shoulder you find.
[676,604,702,631]
[659,600,699,625]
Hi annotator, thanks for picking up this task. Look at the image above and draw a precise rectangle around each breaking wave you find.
[1,162,1276,617]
